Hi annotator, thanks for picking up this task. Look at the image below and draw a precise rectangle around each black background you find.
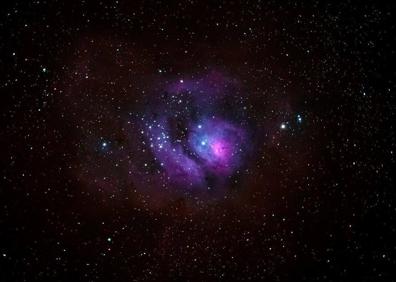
[1,1,395,281]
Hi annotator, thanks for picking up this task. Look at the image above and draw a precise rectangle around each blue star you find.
[296,114,303,123]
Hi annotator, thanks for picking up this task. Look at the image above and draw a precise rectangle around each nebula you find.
[52,36,298,209]
[3,2,392,280]
[141,71,249,193]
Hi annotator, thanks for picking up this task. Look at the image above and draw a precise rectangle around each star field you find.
[1,1,395,281]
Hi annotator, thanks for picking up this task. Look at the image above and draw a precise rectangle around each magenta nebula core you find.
[142,72,248,190]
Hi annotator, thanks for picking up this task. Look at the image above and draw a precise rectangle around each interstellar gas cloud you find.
[56,37,303,209]
[2,2,394,281]
[62,56,261,206]
[140,72,249,194]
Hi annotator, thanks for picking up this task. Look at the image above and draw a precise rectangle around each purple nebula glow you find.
[142,72,249,191]
[144,117,246,187]
[189,119,245,175]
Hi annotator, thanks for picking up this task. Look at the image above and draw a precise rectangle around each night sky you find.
[1,1,396,281]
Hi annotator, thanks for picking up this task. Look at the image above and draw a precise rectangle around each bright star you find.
[296,114,302,123]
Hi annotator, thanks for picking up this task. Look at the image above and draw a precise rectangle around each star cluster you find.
[1,1,395,281]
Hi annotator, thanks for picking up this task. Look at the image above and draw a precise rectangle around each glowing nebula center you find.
[142,72,248,189]
[189,119,244,175]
